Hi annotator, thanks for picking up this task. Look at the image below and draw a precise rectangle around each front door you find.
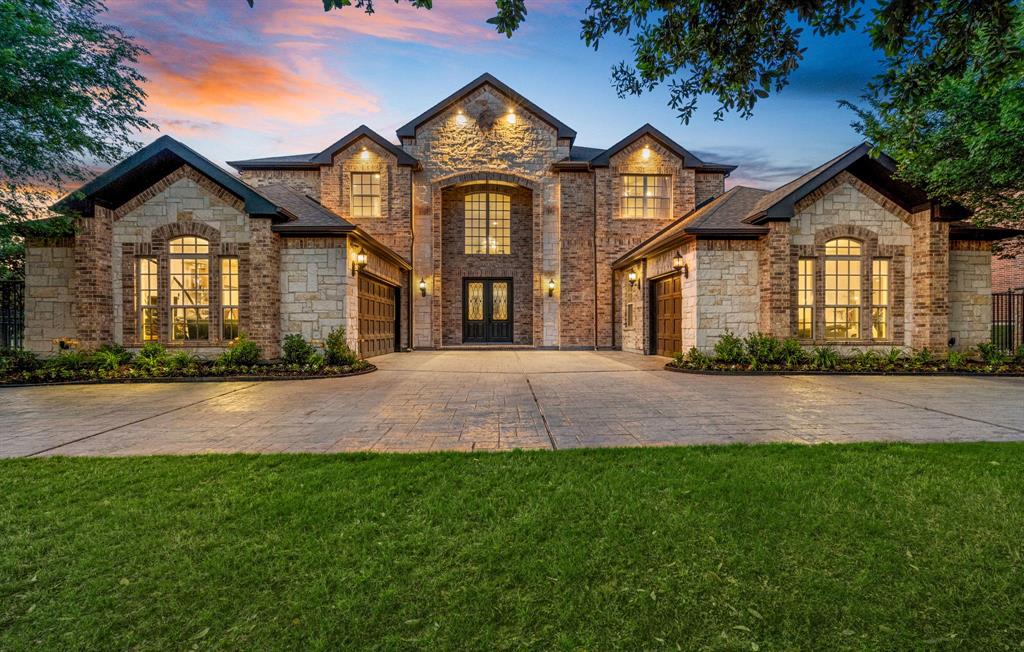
[463,278,513,343]
[653,275,682,357]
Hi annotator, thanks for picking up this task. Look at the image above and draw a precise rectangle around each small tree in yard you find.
[324,327,359,366]
[1,0,153,278]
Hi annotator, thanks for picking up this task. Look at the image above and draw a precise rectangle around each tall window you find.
[621,175,670,219]
[221,257,239,340]
[351,172,381,217]
[137,257,159,341]
[872,259,890,340]
[796,258,814,339]
[169,236,210,340]
[823,238,862,339]
[464,192,511,255]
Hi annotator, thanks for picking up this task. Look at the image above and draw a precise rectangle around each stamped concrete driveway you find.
[2,350,1023,457]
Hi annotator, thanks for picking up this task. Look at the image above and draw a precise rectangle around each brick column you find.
[73,207,114,348]
[758,221,790,337]
[911,208,950,351]
[248,218,281,357]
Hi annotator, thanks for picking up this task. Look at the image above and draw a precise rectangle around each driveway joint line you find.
[23,383,258,458]
[784,375,1024,434]
[515,351,557,450]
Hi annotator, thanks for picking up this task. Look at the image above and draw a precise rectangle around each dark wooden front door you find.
[358,274,396,358]
[463,278,513,343]
[653,275,682,357]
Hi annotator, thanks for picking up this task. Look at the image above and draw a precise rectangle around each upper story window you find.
[621,174,670,219]
[351,172,381,218]
[464,192,511,255]
[169,236,210,341]
[823,238,862,340]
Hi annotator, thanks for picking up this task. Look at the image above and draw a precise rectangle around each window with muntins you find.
[871,259,890,340]
[823,238,862,339]
[137,257,159,341]
[169,236,210,340]
[796,258,814,339]
[621,175,670,219]
[464,192,511,255]
[351,172,381,217]
[221,257,239,340]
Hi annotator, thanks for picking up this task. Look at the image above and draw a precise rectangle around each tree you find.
[257,1,1024,227]
[0,0,153,278]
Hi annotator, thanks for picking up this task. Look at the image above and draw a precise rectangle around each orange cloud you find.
[138,38,379,131]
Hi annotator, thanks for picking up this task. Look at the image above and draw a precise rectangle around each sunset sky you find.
[105,0,884,189]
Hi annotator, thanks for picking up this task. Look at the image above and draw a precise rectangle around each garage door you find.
[358,274,396,358]
[653,275,682,357]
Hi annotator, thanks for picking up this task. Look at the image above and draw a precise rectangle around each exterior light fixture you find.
[455,110,467,126]
[641,145,651,160]
[351,248,368,275]
[506,109,516,124]
[628,270,638,287]
[419,277,427,297]
[360,147,369,160]
[672,251,684,271]
[547,278,556,297]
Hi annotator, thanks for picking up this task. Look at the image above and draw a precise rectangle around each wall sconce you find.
[627,270,638,287]
[455,110,467,126]
[360,146,369,160]
[547,278,556,297]
[506,109,516,124]
[419,277,427,297]
[641,145,651,160]
[351,248,368,275]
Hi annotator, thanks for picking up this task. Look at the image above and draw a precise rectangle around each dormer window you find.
[351,172,381,218]
[621,174,670,219]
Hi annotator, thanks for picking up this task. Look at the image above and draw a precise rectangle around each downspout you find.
[593,171,599,350]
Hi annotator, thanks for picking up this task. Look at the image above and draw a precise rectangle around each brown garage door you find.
[358,274,396,358]
[654,275,682,357]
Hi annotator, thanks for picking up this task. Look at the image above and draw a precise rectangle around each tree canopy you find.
[0,0,153,277]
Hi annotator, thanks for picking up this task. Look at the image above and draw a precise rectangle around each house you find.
[24,73,1019,358]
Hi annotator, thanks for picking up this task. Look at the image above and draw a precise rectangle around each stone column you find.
[910,207,950,351]
[758,221,791,337]
[248,218,281,357]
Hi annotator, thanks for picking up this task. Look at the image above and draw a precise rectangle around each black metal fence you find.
[0,280,24,349]
[992,291,1024,351]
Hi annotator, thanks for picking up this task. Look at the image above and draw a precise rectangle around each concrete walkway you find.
[1,350,1022,457]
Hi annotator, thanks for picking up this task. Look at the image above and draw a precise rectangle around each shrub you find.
[946,350,967,370]
[96,343,132,364]
[283,333,315,365]
[46,350,90,371]
[167,352,199,372]
[912,348,934,367]
[684,347,712,370]
[847,349,881,371]
[712,330,746,364]
[0,348,40,374]
[884,347,904,366]
[1015,345,1024,365]
[305,352,326,372]
[744,332,783,366]
[811,346,839,371]
[324,327,359,366]
[779,338,808,367]
[976,342,1008,366]
[92,349,125,372]
[219,333,261,367]
[137,342,167,363]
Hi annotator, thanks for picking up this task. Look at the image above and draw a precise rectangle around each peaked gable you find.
[310,125,418,166]
[395,73,576,142]
[589,124,736,173]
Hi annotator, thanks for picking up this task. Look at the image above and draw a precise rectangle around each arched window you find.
[823,238,862,339]
[169,236,210,340]
[464,192,510,255]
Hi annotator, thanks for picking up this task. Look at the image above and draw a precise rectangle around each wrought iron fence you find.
[0,279,24,349]
[992,291,1024,351]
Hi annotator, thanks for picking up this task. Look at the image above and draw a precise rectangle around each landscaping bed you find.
[2,444,1022,650]
[668,331,1024,375]
[0,329,373,386]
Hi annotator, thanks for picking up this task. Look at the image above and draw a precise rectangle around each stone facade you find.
[949,242,992,349]
[696,240,760,350]
[23,238,74,354]
[279,237,348,344]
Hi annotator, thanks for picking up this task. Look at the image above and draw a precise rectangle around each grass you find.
[2,444,1023,651]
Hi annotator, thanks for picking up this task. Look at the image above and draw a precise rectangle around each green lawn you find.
[2,445,1023,651]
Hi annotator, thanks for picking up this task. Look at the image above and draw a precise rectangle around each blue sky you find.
[106,0,884,189]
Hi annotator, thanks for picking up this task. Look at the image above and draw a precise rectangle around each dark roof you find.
[949,221,1024,241]
[228,125,417,171]
[742,142,952,223]
[395,73,577,142]
[613,187,770,268]
[589,124,737,174]
[259,184,355,233]
[566,146,605,162]
[56,135,280,218]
